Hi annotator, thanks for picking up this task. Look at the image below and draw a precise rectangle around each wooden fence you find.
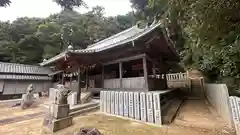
[100,90,175,125]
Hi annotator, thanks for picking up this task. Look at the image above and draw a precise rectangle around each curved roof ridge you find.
[87,25,138,48]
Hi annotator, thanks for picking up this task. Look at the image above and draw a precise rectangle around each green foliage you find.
[1,0,86,9]
[131,0,240,91]
[53,0,87,10]
[0,6,134,65]
[0,0,11,7]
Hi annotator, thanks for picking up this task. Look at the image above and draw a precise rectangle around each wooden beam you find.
[85,68,89,90]
[164,73,168,89]
[103,54,146,66]
[146,54,161,67]
[142,57,148,89]
[62,72,65,84]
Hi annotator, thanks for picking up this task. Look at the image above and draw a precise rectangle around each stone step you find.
[162,98,183,124]
[70,105,99,117]
[70,102,99,113]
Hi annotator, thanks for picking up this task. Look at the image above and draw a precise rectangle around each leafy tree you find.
[0,6,134,64]
[131,0,240,92]
[53,0,87,10]
[0,0,11,7]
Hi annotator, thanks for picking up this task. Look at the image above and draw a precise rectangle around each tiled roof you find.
[40,22,162,66]
[0,74,51,80]
[0,62,52,75]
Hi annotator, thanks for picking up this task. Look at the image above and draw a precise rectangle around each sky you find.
[0,0,132,22]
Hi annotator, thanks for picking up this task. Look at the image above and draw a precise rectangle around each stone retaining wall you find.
[100,90,174,125]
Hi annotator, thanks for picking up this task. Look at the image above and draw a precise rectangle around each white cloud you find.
[0,0,132,22]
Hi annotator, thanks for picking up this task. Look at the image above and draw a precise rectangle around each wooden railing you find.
[166,72,188,81]
[165,72,190,89]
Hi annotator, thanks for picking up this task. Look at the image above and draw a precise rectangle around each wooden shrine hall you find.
[40,21,180,101]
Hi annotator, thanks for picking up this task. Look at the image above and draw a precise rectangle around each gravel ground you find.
[0,112,233,135]
[0,98,234,135]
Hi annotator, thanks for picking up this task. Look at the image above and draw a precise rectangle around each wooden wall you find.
[104,77,145,89]
[2,80,52,95]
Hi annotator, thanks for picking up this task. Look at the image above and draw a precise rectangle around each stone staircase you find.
[188,78,205,99]
[162,97,183,124]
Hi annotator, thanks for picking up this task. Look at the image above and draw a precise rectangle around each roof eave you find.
[40,51,69,67]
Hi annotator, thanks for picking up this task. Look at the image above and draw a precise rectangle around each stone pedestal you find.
[43,115,73,132]
[49,104,70,119]
[43,103,73,132]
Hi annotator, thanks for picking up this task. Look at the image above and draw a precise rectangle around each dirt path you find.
[174,100,229,130]
[0,112,45,126]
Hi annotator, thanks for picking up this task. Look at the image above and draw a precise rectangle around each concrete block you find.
[124,92,129,117]
[129,92,134,118]
[134,92,140,120]
[49,104,70,119]
[103,91,107,113]
[114,91,119,115]
[140,92,147,122]
[153,93,162,125]
[119,92,124,116]
[100,91,104,112]
[106,91,111,113]
[111,91,115,114]
[146,92,154,123]
[43,115,73,132]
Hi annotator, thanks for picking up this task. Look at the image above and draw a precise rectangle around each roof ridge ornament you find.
[68,45,73,50]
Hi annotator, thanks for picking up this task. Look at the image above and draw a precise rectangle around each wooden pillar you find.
[62,72,65,85]
[152,63,156,76]
[102,65,104,88]
[70,74,72,89]
[58,73,61,84]
[164,73,168,89]
[85,68,89,91]
[142,57,148,89]
[119,62,123,88]
[77,67,81,103]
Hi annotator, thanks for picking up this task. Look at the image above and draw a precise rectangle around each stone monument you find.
[134,92,140,120]
[119,92,124,116]
[106,91,111,113]
[129,92,134,118]
[123,92,129,117]
[114,91,119,115]
[103,91,107,112]
[43,84,73,132]
[110,91,115,114]
[153,93,162,125]
[146,92,154,123]
[140,92,147,122]
[21,84,35,109]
